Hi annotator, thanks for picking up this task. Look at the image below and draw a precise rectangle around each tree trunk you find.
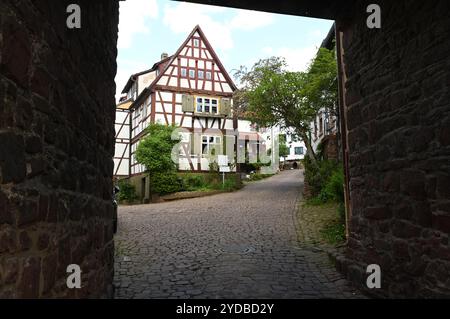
[300,131,317,164]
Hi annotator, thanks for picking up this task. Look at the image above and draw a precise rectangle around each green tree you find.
[136,123,181,194]
[233,48,337,163]
[278,134,289,160]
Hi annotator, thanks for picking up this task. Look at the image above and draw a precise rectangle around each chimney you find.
[161,52,168,60]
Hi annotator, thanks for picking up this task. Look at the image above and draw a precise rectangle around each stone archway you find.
[1,0,449,298]
[0,1,119,298]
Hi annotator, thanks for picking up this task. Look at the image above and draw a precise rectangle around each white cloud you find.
[229,11,274,30]
[162,2,275,52]
[162,2,232,51]
[262,47,274,55]
[277,46,318,71]
[118,0,158,49]
[257,46,318,72]
[308,29,324,39]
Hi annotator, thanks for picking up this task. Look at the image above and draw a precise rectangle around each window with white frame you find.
[142,102,147,119]
[206,71,212,80]
[146,97,151,116]
[294,147,304,155]
[193,39,200,47]
[211,99,218,113]
[195,97,219,114]
[202,135,221,155]
[198,70,204,79]
[189,69,195,78]
[181,68,187,77]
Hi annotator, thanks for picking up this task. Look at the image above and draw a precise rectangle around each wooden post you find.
[336,19,351,240]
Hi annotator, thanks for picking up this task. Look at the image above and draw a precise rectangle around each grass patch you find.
[305,197,325,206]
[320,221,346,245]
[298,200,346,247]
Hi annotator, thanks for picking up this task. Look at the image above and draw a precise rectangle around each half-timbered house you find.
[114,25,257,197]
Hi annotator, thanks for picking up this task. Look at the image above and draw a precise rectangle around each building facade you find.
[311,107,339,159]
[260,126,306,169]
[309,23,339,160]
[113,25,262,199]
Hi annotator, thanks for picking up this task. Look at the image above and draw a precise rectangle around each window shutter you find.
[189,133,194,156]
[182,94,194,112]
[193,132,201,156]
[220,98,231,117]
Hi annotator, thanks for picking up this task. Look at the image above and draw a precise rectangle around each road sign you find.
[219,166,231,173]
[217,155,228,166]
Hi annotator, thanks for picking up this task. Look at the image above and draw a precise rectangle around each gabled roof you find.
[122,25,237,110]
[120,55,173,94]
[148,24,237,92]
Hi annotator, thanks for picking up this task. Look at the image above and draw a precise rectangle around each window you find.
[204,98,210,113]
[202,135,221,155]
[145,97,151,118]
[193,39,200,47]
[206,71,212,80]
[196,97,203,112]
[142,103,147,119]
[181,68,187,77]
[195,97,219,114]
[189,69,195,78]
[295,147,304,155]
[198,70,204,79]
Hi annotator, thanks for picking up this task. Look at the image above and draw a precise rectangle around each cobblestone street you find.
[114,170,364,298]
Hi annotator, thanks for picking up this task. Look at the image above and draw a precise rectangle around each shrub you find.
[318,167,344,203]
[221,178,236,191]
[219,175,241,191]
[178,172,241,192]
[320,222,346,245]
[135,123,182,196]
[180,173,209,191]
[117,180,137,202]
[303,156,339,197]
[136,124,180,173]
[150,171,182,195]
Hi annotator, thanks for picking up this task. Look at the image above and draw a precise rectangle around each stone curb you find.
[159,189,229,201]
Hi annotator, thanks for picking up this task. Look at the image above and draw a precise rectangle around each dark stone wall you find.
[337,1,450,297]
[0,1,119,297]
[322,134,338,161]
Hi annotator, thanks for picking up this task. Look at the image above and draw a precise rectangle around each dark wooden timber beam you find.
[172,0,358,20]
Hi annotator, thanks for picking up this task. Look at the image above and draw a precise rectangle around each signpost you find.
[217,155,229,186]
[217,155,228,167]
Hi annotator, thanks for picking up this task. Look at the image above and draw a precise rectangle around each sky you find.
[115,0,334,101]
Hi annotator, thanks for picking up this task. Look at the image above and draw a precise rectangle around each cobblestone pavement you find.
[114,170,365,298]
